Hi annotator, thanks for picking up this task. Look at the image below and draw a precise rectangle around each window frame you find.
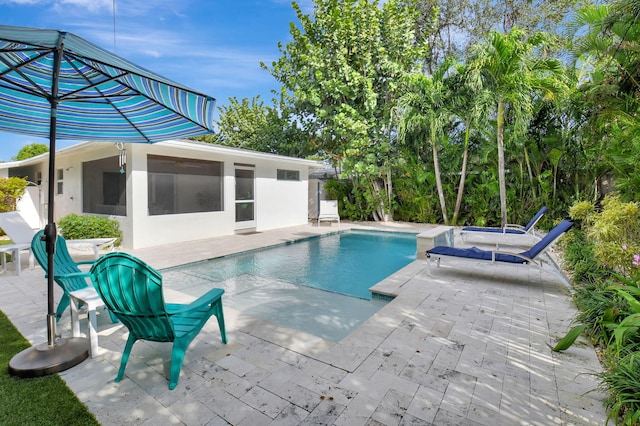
[276,169,300,181]
[147,154,224,216]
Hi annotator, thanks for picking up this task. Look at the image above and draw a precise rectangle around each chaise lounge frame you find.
[426,220,573,282]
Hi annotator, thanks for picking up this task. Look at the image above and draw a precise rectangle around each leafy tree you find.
[412,0,586,72]
[467,28,567,225]
[410,0,464,73]
[13,143,48,161]
[569,0,640,201]
[194,96,310,158]
[398,57,456,223]
[446,62,492,224]
[263,0,428,221]
[0,177,28,213]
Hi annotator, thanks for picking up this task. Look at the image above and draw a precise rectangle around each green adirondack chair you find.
[31,229,95,320]
[90,252,227,390]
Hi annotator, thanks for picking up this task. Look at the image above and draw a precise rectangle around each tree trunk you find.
[371,178,388,222]
[384,168,393,222]
[497,100,507,227]
[431,121,449,224]
[523,146,536,198]
[452,124,470,225]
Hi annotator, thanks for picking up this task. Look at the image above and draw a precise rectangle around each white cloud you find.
[57,0,111,13]
[1,0,111,12]
[0,0,46,4]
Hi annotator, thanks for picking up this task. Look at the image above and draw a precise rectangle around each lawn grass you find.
[0,309,99,425]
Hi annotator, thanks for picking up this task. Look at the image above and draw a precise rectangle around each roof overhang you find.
[0,139,325,170]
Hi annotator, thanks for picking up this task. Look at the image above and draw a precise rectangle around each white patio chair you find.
[317,200,340,227]
[0,211,35,275]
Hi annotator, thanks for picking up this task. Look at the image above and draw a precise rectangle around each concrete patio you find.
[0,222,607,425]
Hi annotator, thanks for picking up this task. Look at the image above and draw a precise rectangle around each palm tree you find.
[467,28,567,226]
[398,58,455,224]
[447,63,492,225]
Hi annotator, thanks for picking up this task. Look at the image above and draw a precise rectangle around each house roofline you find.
[0,139,325,170]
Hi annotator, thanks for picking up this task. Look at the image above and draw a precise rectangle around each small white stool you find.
[68,287,106,358]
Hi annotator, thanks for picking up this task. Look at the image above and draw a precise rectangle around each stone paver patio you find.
[0,222,607,425]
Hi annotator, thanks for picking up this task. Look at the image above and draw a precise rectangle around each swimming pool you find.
[162,229,417,341]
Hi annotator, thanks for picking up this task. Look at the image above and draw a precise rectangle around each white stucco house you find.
[0,139,323,249]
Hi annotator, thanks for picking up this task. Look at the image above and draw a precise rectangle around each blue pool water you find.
[162,229,417,341]
[169,229,416,300]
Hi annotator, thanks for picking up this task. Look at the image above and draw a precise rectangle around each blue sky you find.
[0,0,312,161]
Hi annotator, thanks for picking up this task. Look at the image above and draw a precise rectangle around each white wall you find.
[125,143,312,249]
[50,143,126,234]
[126,143,235,249]
[17,186,43,229]
[254,160,309,231]
[16,141,317,250]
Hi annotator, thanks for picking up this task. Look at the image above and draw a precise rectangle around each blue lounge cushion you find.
[428,220,574,264]
[521,220,573,259]
[427,245,527,263]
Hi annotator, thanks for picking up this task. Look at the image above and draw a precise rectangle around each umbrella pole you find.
[8,42,89,377]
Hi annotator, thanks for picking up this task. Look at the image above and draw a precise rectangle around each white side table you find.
[68,287,106,358]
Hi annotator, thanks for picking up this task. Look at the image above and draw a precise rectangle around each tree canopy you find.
[209,0,634,228]
[262,0,429,220]
[13,143,48,161]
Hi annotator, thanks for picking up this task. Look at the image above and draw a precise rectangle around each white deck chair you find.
[317,200,340,227]
[0,211,35,275]
[0,211,116,275]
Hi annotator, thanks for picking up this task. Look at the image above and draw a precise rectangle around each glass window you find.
[82,156,126,216]
[235,202,254,221]
[235,168,254,222]
[147,155,223,215]
[235,169,254,201]
[277,169,300,181]
[56,169,63,194]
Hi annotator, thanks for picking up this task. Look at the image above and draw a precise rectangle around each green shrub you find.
[58,214,122,245]
[561,228,611,284]
[573,279,626,344]
[568,195,640,279]
[601,351,640,426]
[569,200,595,222]
[559,196,640,424]
[0,177,28,214]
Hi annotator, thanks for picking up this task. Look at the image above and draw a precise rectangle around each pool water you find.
[162,230,417,341]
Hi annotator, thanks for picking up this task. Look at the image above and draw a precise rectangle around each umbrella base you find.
[8,337,89,378]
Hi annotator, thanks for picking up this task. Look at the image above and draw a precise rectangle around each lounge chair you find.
[31,230,95,319]
[317,200,340,227]
[90,252,227,390]
[32,229,118,356]
[0,211,116,273]
[460,206,548,243]
[426,220,573,278]
[0,211,35,275]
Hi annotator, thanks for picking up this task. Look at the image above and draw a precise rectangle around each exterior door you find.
[234,166,255,230]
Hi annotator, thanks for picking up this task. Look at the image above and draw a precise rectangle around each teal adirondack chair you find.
[31,230,96,320]
[90,252,227,390]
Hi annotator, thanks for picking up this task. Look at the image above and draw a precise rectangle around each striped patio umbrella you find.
[0,25,216,377]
